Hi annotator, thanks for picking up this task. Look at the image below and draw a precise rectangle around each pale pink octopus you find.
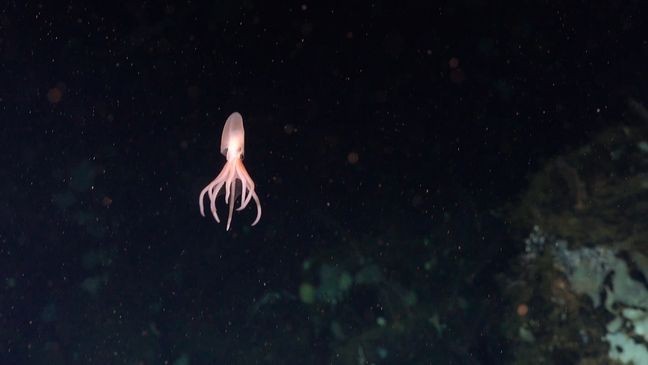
[199,112,262,230]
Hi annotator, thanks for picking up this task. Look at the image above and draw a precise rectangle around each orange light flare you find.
[101,196,113,208]
[347,151,359,164]
[448,57,465,84]
[47,86,63,104]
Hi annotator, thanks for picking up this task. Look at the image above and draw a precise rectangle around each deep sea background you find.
[0,1,646,364]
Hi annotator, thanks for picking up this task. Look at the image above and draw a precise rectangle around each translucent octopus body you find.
[199,112,261,230]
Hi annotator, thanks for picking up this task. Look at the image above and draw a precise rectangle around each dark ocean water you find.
[1,1,645,364]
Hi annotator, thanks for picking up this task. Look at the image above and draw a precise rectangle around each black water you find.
[0,1,644,364]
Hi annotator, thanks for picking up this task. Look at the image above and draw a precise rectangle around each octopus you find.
[199,112,262,230]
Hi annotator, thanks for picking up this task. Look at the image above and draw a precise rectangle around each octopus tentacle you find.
[224,162,236,204]
[236,162,248,210]
[209,180,225,222]
[237,162,256,208]
[234,161,250,211]
[199,162,230,217]
[226,183,236,231]
[245,175,256,208]
[198,184,212,217]
[237,161,261,225]
[250,189,262,226]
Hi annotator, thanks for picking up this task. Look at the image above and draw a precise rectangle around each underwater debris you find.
[523,225,549,260]
[506,121,648,364]
[554,157,588,211]
[553,239,648,364]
